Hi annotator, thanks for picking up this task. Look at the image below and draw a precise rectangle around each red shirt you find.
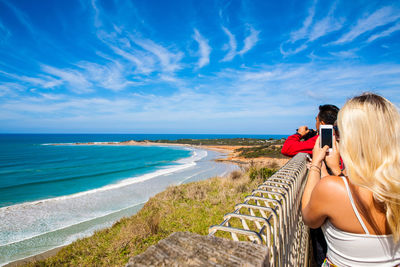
[281,134,318,157]
[281,134,344,170]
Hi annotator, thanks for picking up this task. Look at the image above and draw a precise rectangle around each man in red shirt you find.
[281,104,339,157]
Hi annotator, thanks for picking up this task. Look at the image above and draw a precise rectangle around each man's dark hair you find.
[318,104,339,124]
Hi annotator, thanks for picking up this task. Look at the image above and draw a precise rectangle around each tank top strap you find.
[340,176,370,234]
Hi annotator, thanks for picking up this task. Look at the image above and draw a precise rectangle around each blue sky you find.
[0,0,400,134]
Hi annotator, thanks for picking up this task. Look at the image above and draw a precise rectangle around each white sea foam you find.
[176,169,208,185]
[0,201,147,248]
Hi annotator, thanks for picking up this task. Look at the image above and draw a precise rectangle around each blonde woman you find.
[302,93,400,266]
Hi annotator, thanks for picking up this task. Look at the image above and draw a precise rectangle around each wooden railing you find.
[209,153,310,267]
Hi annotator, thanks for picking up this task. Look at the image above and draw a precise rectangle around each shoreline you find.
[3,246,64,267]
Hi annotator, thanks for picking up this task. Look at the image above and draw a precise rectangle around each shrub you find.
[229,170,242,180]
[248,166,277,182]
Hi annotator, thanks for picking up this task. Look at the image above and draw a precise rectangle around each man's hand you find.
[297,126,310,137]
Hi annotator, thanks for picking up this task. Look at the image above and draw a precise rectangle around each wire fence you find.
[209,153,310,267]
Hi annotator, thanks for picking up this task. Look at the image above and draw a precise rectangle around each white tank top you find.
[321,177,400,267]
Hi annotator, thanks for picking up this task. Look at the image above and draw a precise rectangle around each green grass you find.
[27,166,276,267]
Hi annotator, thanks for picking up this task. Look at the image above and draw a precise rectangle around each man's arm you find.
[281,134,317,157]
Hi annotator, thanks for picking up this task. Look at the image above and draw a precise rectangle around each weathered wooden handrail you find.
[209,153,310,267]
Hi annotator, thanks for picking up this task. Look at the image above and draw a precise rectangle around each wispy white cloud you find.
[109,44,155,74]
[0,82,25,97]
[241,70,274,81]
[367,21,400,43]
[193,29,211,68]
[290,0,317,42]
[221,25,259,61]
[89,0,192,75]
[158,74,184,86]
[221,26,237,62]
[95,29,158,75]
[308,0,343,41]
[308,15,343,42]
[24,77,62,89]
[0,70,62,89]
[280,43,308,56]
[77,61,138,91]
[282,1,343,56]
[1,58,138,93]
[329,49,359,59]
[38,93,68,100]
[130,37,183,73]
[42,65,93,94]
[333,6,400,44]
[88,1,170,76]
[90,0,102,28]
[238,26,260,55]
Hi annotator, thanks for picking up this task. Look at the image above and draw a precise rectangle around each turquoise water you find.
[0,141,190,207]
[0,134,285,207]
[0,134,282,265]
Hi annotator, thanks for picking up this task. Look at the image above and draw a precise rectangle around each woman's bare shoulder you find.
[314,175,348,203]
[319,175,346,188]
[302,175,348,227]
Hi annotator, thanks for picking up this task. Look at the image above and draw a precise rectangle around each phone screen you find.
[321,128,333,148]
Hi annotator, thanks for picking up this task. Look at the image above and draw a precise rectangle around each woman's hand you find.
[325,135,342,176]
[311,136,329,166]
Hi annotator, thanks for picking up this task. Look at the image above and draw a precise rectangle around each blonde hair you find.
[338,93,400,241]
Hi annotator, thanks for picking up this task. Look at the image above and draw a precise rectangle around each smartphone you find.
[320,125,333,152]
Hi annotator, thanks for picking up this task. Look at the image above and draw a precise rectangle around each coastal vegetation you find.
[27,165,277,266]
[235,142,287,159]
[147,137,285,146]
[142,137,288,159]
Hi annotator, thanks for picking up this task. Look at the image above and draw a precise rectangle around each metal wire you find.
[209,153,310,267]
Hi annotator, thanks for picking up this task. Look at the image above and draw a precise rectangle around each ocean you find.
[0,134,286,265]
